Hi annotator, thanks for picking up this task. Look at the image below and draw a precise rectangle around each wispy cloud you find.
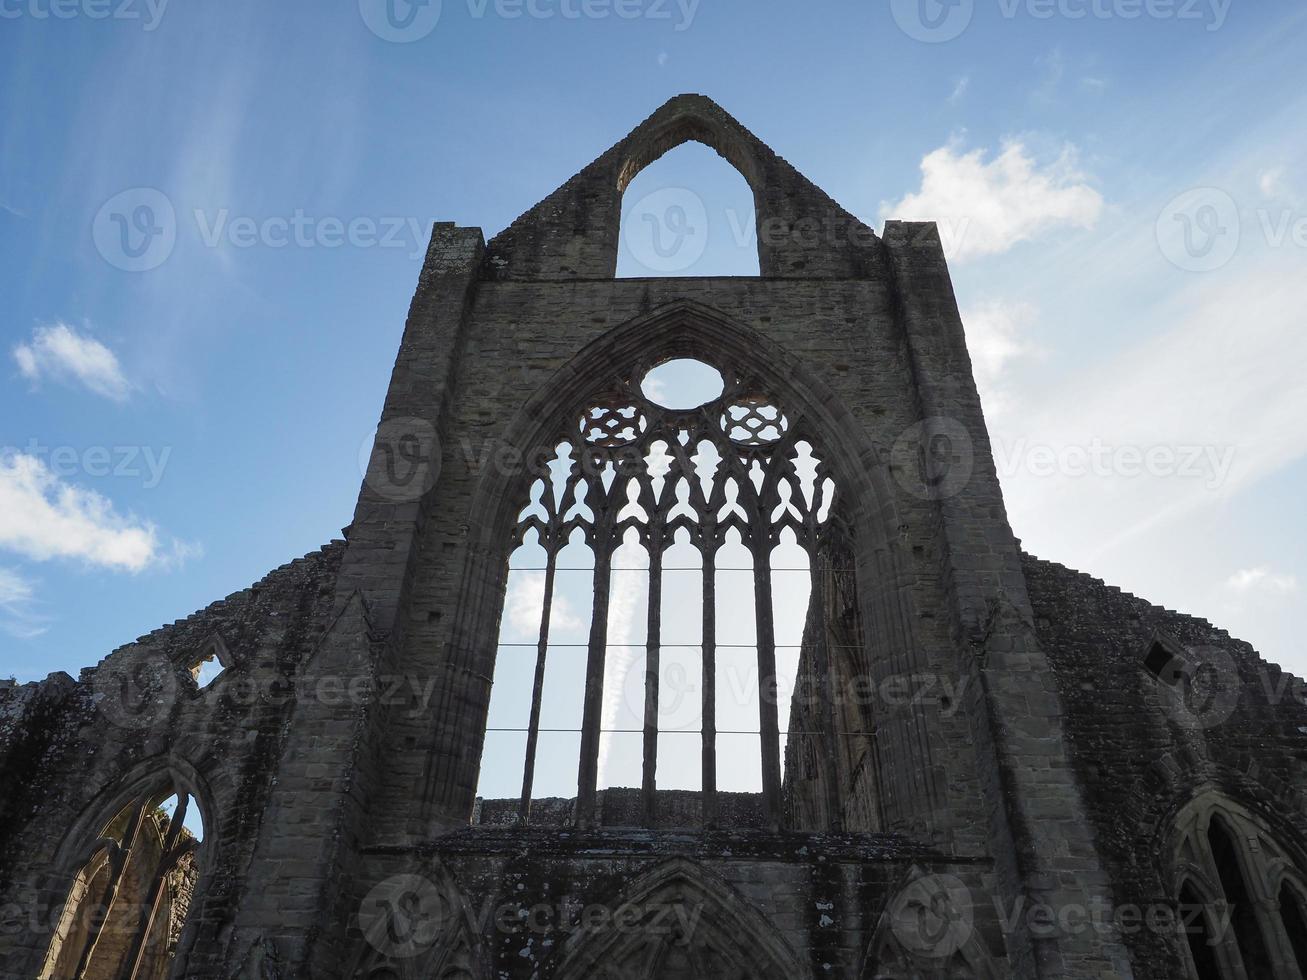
[997,252,1307,564]
[13,322,131,402]
[1226,567,1299,596]
[961,298,1038,416]
[881,140,1103,262]
[0,453,167,572]
[949,75,970,105]
[0,567,47,640]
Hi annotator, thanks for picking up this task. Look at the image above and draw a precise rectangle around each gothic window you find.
[40,779,204,980]
[476,355,851,830]
[1177,881,1223,980]
[1168,793,1307,980]
[616,141,761,278]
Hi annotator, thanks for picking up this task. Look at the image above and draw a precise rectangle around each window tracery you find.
[1168,793,1307,980]
[41,779,203,980]
[479,356,848,829]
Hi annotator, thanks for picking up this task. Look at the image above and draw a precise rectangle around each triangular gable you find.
[484,94,881,281]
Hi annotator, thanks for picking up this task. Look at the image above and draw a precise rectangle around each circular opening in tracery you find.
[640,358,725,410]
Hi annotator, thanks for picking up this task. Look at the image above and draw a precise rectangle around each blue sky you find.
[2,0,1305,744]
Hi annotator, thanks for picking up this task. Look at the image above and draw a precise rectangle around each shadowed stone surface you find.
[1,96,1300,980]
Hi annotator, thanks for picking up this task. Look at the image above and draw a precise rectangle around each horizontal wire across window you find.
[482,358,854,831]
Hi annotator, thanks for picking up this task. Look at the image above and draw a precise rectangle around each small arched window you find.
[476,354,854,831]
[40,777,205,980]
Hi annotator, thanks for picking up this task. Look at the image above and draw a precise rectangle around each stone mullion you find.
[1227,819,1305,980]
[641,530,663,828]
[121,794,193,980]
[807,554,844,832]
[575,534,616,829]
[519,544,559,823]
[752,542,783,831]
[700,541,718,828]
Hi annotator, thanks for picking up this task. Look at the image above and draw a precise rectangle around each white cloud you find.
[1226,567,1299,596]
[996,253,1307,564]
[504,571,582,639]
[13,322,131,402]
[961,299,1037,416]
[1259,166,1288,200]
[0,567,47,640]
[881,140,1104,262]
[0,453,162,572]
[949,75,970,105]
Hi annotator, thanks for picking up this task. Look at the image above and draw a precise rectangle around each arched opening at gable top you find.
[473,351,880,833]
[616,141,761,279]
[41,779,206,980]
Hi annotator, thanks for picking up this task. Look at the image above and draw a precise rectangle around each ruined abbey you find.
[3,95,1306,979]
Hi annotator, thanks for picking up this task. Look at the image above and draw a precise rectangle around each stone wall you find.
[0,541,345,977]
[1024,552,1307,979]
[3,94,1296,980]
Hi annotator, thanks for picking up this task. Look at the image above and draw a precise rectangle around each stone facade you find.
[0,95,1302,979]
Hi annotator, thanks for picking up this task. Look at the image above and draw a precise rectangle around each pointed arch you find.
[861,865,1003,980]
[547,858,806,980]
[483,95,881,280]
[343,861,488,980]
[39,757,216,980]
[615,99,764,197]
[424,300,930,829]
[1165,789,1307,979]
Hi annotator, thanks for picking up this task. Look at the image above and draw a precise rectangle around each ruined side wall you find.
[334,828,1002,980]
[1023,553,1307,979]
[0,541,345,979]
